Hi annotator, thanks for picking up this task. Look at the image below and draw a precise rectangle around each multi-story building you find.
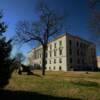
[97,56,100,69]
[28,33,97,71]
[28,49,34,65]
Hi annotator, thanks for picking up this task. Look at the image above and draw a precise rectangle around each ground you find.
[2,70,100,100]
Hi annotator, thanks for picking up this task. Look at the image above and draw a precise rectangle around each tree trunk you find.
[42,45,46,75]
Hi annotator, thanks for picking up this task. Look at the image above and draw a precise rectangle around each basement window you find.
[59,66,62,71]
[49,67,51,70]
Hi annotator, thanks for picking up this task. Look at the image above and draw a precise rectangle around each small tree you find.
[0,11,13,88]
[15,0,67,75]
[15,52,25,63]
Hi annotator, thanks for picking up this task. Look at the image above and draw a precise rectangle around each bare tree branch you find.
[14,0,67,75]
[88,0,100,45]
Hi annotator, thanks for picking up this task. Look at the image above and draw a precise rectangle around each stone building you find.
[28,33,97,71]
[97,56,100,69]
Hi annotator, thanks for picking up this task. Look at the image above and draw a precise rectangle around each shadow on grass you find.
[71,80,99,87]
[0,89,81,100]
[33,73,42,78]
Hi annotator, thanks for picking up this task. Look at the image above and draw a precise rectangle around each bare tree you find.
[88,0,100,45]
[15,0,67,75]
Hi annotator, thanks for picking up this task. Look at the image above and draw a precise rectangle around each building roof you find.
[30,32,96,50]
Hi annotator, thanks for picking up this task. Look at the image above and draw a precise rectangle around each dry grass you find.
[4,70,100,100]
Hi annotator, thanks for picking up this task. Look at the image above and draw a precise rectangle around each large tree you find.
[0,11,14,88]
[88,0,100,45]
[15,0,66,75]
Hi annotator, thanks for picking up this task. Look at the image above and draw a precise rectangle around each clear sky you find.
[0,0,100,57]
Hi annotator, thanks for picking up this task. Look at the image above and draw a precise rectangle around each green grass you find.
[4,70,100,100]
[71,79,99,87]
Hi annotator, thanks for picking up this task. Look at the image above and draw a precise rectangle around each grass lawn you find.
[3,70,100,100]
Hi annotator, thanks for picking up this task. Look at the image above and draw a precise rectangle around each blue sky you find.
[0,0,37,57]
[0,0,100,56]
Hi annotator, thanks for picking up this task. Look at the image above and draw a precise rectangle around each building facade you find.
[97,56,100,68]
[28,49,34,65]
[28,33,97,71]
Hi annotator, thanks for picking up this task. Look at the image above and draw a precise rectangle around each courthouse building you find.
[97,56,100,69]
[28,33,97,71]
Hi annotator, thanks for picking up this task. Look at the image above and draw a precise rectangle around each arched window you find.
[59,58,62,63]
[54,50,57,56]
[54,59,56,63]
[59,49,62,55]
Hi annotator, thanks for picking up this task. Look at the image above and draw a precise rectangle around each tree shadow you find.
[0,89,81,100]
[33,73,42,78]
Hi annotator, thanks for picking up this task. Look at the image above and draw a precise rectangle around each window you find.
[80,50,83,56]
[34,53,36,59]
[77,49,80,56]
[80,43,83,48]
[70,58,72,63]
[54,59,56,63]
[50,51,52,57]
[59,66,62,71]
[69,40,72,46]
[77,59,80,64]
[76,41,79,47]
[50,44,52,49]
[45,60,47,64]
[54,50,56,56]
[59,49,62,55]
[49,60,51,64]
[53,66,55,70]
[49,67,51,70]
[59,58,62,63]
[54,43,56,48]
[82,59,84,64]
[40,54,41,58]
[59,41,62,46]
[69,48,72,55]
